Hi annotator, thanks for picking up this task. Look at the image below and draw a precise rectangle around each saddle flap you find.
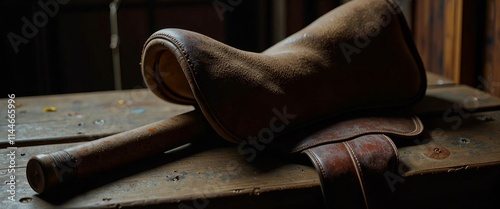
[275,112,423,153]
[141,0,426,144]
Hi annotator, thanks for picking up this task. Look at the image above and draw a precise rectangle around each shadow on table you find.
[34,136,231,205]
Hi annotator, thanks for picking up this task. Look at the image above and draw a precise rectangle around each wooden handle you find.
[26,110,213,194]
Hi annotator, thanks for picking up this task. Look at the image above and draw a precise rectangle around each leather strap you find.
[303,134,399,209]
[281,113,420,209]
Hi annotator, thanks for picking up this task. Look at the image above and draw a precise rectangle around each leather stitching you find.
[382,134,400,165]
[304,150,327,180]
[146,33,243,144]
[303,149,334,209]
[344,142,370,209]
[143,0,427,145]
[291,115,423,153]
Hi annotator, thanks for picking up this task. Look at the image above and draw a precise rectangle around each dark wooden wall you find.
[2,0,227,98]
[3,0,499,98]
[413,0,500,97]
[483,0,500,98]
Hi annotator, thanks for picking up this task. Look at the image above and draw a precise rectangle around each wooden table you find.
[1,72,500,209]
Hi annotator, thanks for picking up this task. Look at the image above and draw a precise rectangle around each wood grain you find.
[413,0,445,75]
[413,85,500,116]
[443,0,462,83]
[2,75,500,208]
[2,109,500,208]
[483,0,500,98]
[414,0,491,89]
[0,89,193,148]
[0,143,322,209]
[399,110,500,176]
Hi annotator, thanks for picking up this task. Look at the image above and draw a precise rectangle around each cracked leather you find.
[140,0,426,208]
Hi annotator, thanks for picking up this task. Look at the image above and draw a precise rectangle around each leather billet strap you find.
[277,113,423,209]
[303,134,399,209]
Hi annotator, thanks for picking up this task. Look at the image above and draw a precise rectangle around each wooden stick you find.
[26,110,214,194]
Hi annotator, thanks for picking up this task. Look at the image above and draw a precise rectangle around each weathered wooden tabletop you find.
[1,71,500,209]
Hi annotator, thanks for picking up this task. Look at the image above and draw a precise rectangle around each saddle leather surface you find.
[304,134,400,209]
[141,0,427,208]
[268,110,423,209]
[275,112,423,153]
[141,0,427,144]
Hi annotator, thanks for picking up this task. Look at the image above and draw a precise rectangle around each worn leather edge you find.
[387,0,428,102]
[303,134,399,209]
[303,144,367,209]
[141,37,195,105]
[286,114,423,153]
[141,35,244,143]
[141,0,428,144]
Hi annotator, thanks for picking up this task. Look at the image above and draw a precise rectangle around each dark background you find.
[1,0,499,98]
[0,0,402,98]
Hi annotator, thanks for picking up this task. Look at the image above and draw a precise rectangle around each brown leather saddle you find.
[140,0,426,208]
